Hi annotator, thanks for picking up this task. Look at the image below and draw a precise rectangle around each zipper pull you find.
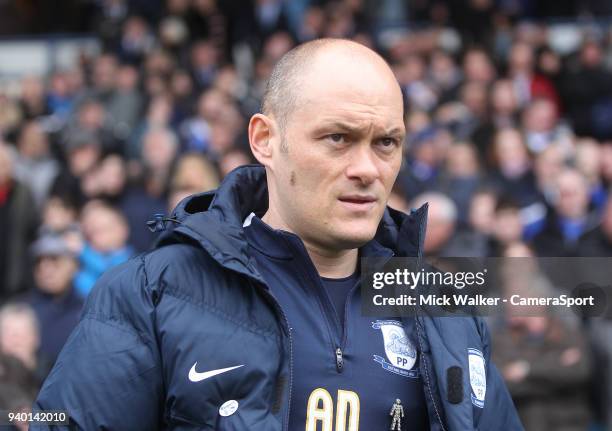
[335,347,344,373]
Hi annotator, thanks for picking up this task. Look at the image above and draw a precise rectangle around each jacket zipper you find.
[335,347,344,372]
[334,278,362,373]
[307,270,346,373]
[334,253,397,374]
[286,238,345,374]
[283,236,385,375]
[337,251,396,363]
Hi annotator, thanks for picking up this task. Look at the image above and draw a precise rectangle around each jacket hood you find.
[158,165,428,281]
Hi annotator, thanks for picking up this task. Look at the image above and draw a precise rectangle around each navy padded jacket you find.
[34,165,523,430]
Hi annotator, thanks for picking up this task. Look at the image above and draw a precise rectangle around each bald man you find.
[34,40,522,430]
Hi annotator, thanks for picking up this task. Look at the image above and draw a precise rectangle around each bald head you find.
[248,38,406,260]
[262,39,402,139]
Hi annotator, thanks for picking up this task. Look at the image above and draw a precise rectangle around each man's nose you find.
[345,144,379,185]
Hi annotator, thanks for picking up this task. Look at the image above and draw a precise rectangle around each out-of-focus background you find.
[0,0,611,429]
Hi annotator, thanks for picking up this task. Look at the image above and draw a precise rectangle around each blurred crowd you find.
[1,0,612,429]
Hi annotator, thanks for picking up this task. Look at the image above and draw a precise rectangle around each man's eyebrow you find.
[384,127,406,137]
[314,121,405,136]
[314,121,363,133]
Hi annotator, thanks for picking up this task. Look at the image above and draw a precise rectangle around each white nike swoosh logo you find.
[188,363,244,382]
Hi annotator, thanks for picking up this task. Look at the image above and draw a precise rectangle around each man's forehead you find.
[293,93,404,131]
[263,40,405,130]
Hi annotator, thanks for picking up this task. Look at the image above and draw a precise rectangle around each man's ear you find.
[248,113,277,167]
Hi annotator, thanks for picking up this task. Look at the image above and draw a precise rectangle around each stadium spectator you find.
[0,144,38,299]
[468,189,498,237]
[438,142,482,225]
[508,41,560,110]
[533,168,600,256]
[128,94,175,159]
[491,198,525,254]
[19,76,49,121]
[601,141,612,186]
[24,235,83,365]
[428,49,462,105]
[122,127,177,251]
[39,194,83,257]
[488,127,539,207]
[575,138,608,210]
[51,129,103,206]
[462,47,496,86]
[117,16,155,65]
[106,65,144,138]
[10,121,58,209]
[561,39,612,140]
[0,303,50,383]
[82,154,128,202]
[0,352,39,418]
[90,54,119,103]
[47,71,76,120]
[170,152,219,196]
[578,194,612,256]
[493,245,592,431]
[189,39,220,91]
[456,188,499,256]
[218,148,253,178]
[533,144,566,205]
[74,201,132,296]
[397,127,443,200]
[486,79,520,133]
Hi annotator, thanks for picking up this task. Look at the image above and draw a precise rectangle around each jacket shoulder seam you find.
[162,288,280,341]
[80,311,154,347]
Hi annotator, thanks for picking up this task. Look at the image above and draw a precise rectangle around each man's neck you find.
[261,210,358,279]
[301,244,358,279]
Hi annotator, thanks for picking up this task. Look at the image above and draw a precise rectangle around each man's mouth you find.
[338,195,378,212]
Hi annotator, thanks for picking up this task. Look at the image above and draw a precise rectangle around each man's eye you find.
[327,133,345,143]
[379,137,398,147]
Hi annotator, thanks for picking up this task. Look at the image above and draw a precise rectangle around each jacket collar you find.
[160,165,428,280]
[244,211,407,262]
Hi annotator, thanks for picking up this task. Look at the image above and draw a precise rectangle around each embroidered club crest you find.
[468,348,486,408]
[372,320,419,378]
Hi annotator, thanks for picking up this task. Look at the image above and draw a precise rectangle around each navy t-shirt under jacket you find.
[244,214,429,431]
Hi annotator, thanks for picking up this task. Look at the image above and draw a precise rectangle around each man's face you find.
[83,208,129,252]
[493,209,523,244]
[0,312,39,365]
[267,51,405,251]
[35,255,77,295]
[555,171,589,220]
